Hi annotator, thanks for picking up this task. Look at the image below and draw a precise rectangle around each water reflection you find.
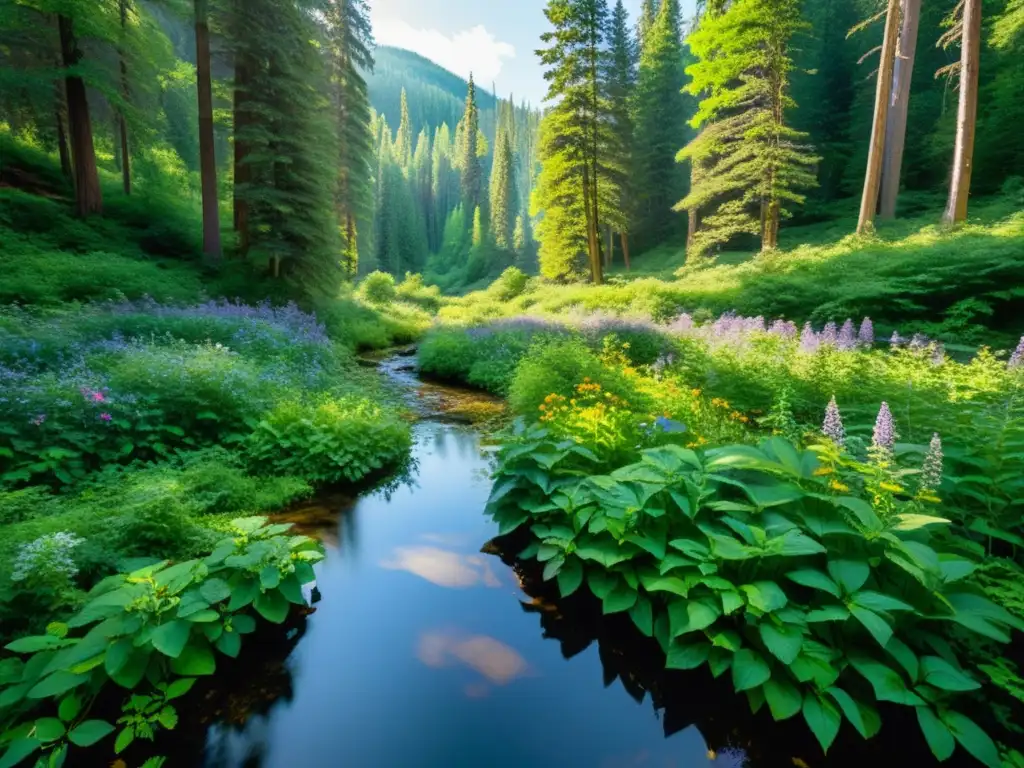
[381,544,503,588]
[417,629,531,687]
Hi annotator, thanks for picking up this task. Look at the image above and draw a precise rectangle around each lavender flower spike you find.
[800,323,819,353]
[858,317,875,347]
[821,321,838,346]
[822,396,845,447]
[920,433,944,490]
[837,319,856,351]
[1009,336,1024,369]
[872,401,897,451]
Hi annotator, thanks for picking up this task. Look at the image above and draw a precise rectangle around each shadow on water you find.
[152,358,987,767]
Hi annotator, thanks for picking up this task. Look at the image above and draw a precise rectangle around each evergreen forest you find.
[1,0,1024,765]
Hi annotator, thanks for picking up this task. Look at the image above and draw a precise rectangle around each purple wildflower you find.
[769,319,798,340]
[920,433,944,490]
[872,402,897,451]
[800,323,819,353]
[669,313,695,334]
[100,413,112,422]
[837,319,857,351]
[821,322,838,346]
[858,318,875,347]
[909,333,930,351]
[1009,336,1024,369]
[890,331,903,348]
[822,396,845,447]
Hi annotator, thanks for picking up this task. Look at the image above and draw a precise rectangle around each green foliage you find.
[0,517,324,767]
[488,430,1021,765]
[246,397,411,485]
[359,271,398,305]
[488,268,531,302]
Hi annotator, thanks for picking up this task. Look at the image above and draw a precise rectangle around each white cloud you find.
[371,15,516,85]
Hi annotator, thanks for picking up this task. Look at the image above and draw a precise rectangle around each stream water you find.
[174,356,967,768]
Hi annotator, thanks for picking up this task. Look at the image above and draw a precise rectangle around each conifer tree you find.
[678,0,818,256]
[458,75,484,219]
[395,87,414,169]
[942,0,982,225]
[194,0,218,256]
[489,130,516,250]
[632,0,687,251]
[637,0,658,48]
[533,0,616,283]
[603,0,637,267]
[431,123,458,250]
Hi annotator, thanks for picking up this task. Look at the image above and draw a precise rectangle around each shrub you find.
[417,330,476,383]
[396,272,443,312]
[358,271,397,305]
[489,267,530,301]
[247,396,412,485]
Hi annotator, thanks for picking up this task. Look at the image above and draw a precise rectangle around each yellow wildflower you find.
[813,467,835,476]
[829,480,850,492]
[879,482,904,494]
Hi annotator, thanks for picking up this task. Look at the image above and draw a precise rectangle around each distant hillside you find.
[367,46,497,137]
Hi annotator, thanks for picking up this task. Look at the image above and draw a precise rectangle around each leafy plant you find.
[487,425,1023,766]
[0,516,324,767]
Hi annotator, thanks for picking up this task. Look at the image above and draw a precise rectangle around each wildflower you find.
[837,320,856,351]
[11,532,84,583]
[821,322,838,346]
[829,480,850,493]
[822,396,845,447]
[872,402,897,452]
[858,317,875,347]
[890,331,903,348]
[100,413,112,422]
[800,323,819,353]
[909,333,929,351]
[1009,336,1024,369]
[920,433,944,490]
[879,481,905,494]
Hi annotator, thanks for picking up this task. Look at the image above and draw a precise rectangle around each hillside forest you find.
[2,0,1024,766]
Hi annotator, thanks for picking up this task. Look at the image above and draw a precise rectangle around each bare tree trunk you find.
[58,14,102,217]
[54,80,72,183]
[588,17,603,286]
[857,0,901,234]
[943,0,982,225]
[233,50,251,255]
[763,202,780,250]
[620,231,631,271]
[117,0,131,195]
[194,0,221,258]
[582,163,600,284]
[879,0,921,219]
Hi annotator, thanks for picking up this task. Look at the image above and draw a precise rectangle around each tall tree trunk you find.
[59,15,102,217]
[194,0,221,258]
[620,231,631,271]
[588,13,603,286]
[233,52,251,255]
[763,201,780,250]
[54,80,72,183]
[943,0,982,225]
[857,0,901,234]
[117,0,132,195]
[606,223,614,269]
[687,162,699,251]
[879,0,921,219]
[582,163,599,283]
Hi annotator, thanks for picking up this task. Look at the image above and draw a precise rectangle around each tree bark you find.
[194,0,221,258]
[606,223,614,269]
[118,0,132,195]
[763,202,780,250]
[879,0,921,220]
[58,15,102,217]
[233,50,251,255]
[54,81,72,183]
[857,0,901,234]
[943,0,982,225]
[620,231,631,271]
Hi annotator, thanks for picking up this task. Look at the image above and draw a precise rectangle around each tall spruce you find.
[395,87,414,169]
[603,0,638,268]
[194,0,219,257]
[632,0,687,252]
[678,0,818,256]
[458,75,484,220]
[489,126,516,250]
[533,0,615,283]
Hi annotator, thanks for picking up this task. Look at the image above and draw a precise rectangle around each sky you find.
[369,0,698,106]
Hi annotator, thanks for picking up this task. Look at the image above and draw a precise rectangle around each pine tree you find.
[637,0,658,48]
[489,130,516,250]
[413,128,436,248]
[603,0,638,268]
[632,0,687,251]
[395,87,414,169]
[194,0,219,257]
[324,0,374,277]
[533,0,616,283]
[879,0,922,219]
[942,0,982,225]
[57,8,103,217]
[458,75,484,219]
[678,0,818,256]
[431,123,458,251]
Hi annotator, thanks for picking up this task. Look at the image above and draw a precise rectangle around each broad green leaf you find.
[639,574,690,598]
[603,584,638,614]
[826,687,880,739]
[587,569,618,600]
[27,671,88,699]
[5,636,69,654]
[33,718,65,742]
[165,678,197,700]
[254,590,289,624]
[835,497,882,531]
[732,649,771,692]
[741,581,788,613]
[707,628,742,651]
[850,605,893,647]
[170,641,216,677]
[803,694,841,753]
[536,543,560,562]
[759,623,803,665]
[575,538,635,567]
[114,728,134,754]
[58,693,82,723]
[707,534,752,561]
[151,621,192,659]
[626,533,667,560]
[852,591,915,613]
[277,575,306,605]
[884,637,919,681]
[708,647,733,678]
[109,648,150,689]
[740,481,805,509]
[227,578,260,611]
[542,555,564,581]
[199,578,232,604]
[666,640,710,670]
[916,707,955,761]
[231,614,256,634]
[215,629,242,659]
[721,591,744,615]
[763,677,802,720]
[0,739,40,768]
[556,557,584,597]
[827,559,870,594]
[848,654,923,705]
[775,531,826,556]
[786,569,840,598]
[806,605,850,623]
[892,514,951,531]
[920,656,980,692]
[67,720,115,747]
[941,711,1001,768]
[629,595,653,636]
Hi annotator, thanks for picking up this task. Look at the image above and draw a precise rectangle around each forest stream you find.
[157,354,974,768]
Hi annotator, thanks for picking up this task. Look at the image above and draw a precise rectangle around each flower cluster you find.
[920,433,944,491]
[822,396,845,447]
[872,401,897,452]
[1010,336,1024,369]
[11,532,84,583]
